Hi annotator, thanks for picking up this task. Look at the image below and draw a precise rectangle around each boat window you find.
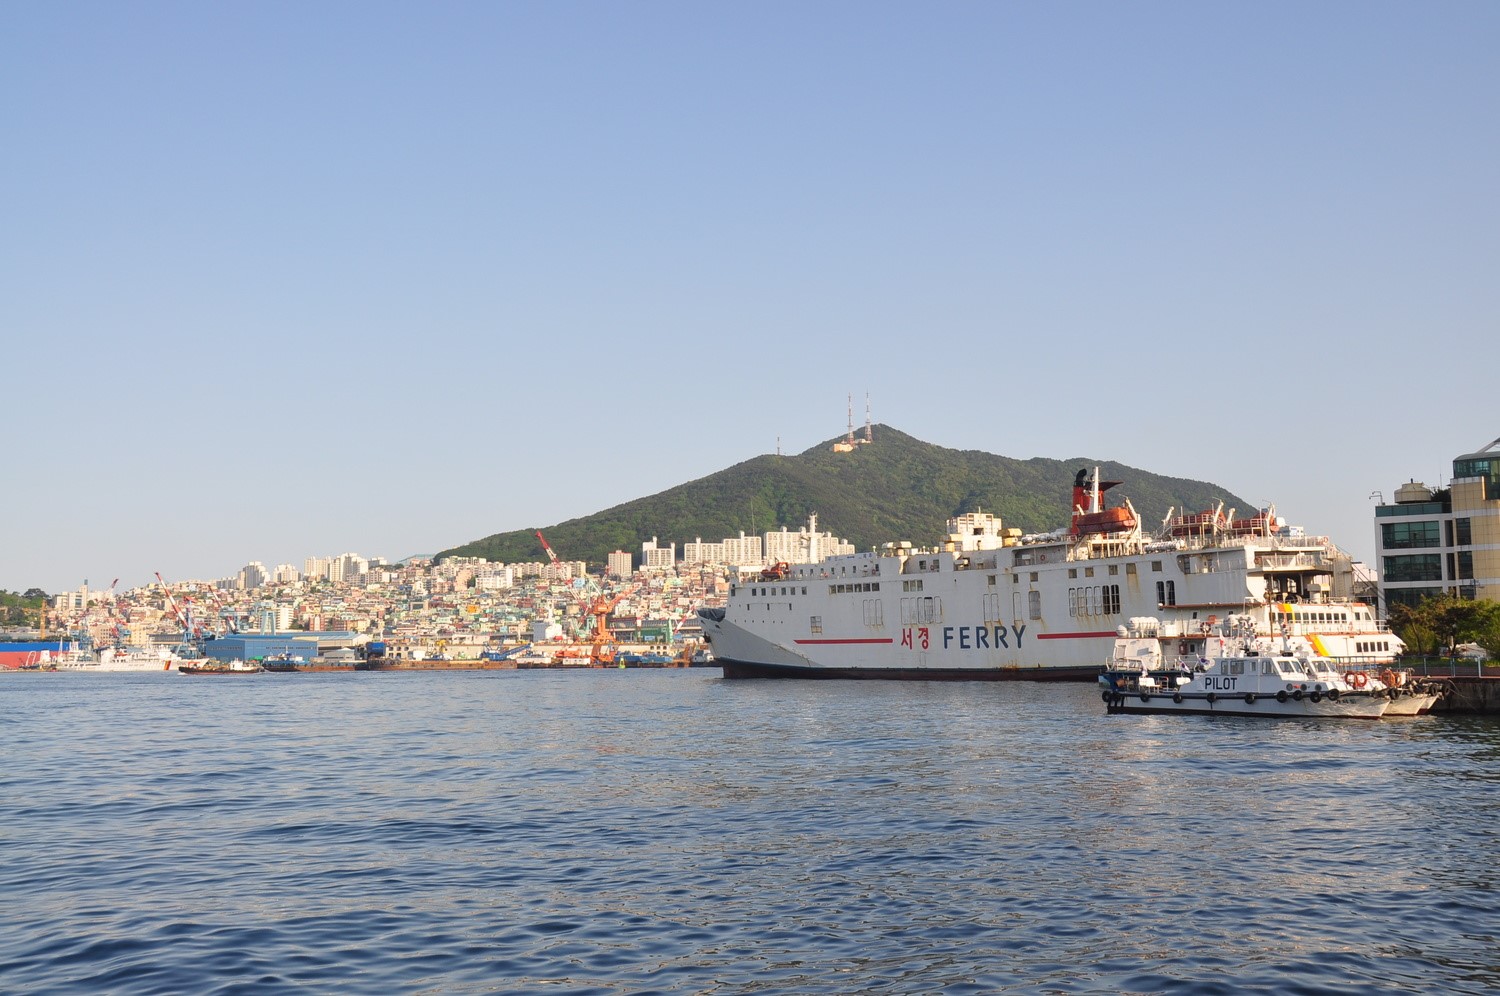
[1151,561,1163,572]
[1068,568,1077,579]
[810,616,822,634]
[1028,590,1042,620]
[1108,565,1119,576]
[1085,567,1095,578]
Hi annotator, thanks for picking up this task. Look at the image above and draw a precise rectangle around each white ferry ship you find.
[698,468,1402,680]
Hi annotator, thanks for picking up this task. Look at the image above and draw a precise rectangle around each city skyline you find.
[5,4,1496,594]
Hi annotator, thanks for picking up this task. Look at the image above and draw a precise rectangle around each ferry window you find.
[988,575,997,586]
[1165,580,1176,606]
[1028,590,1042,620]
[1156,581,1165,605]
[1068,588,1078,617]
[1029,572,1038,583]
[1126,563,1137,575]
[1108,565,1118,576]
[1151,561,1163,572]
[1107,584,1121,614]
[1068,569,1077,579]
[810,616,822,634]
[802,587,807,595]
[1085,567,1095,578]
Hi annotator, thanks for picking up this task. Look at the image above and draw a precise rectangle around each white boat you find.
[1099,619,1389,719]
[1352,667,1445,716]
[55,645,203,672]
[699,468,1404,680]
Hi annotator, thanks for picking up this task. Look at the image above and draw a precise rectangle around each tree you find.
[1390,594,1500,657]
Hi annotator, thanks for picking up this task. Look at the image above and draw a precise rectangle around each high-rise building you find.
[1373,436,1500,608]
[239,562,268,590]
[641,537,676,570]
[607,550,632,578]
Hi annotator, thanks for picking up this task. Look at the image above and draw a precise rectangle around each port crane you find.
[155,572,206,647]
[536,530,560,566]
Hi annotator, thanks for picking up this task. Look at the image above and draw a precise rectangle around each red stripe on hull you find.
[1035,632,1118,640]
[792,638,894,646]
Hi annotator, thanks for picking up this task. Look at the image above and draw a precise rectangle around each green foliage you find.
[0,590,47,626]
[1390,594,1500,657]
[435,426,1255,569]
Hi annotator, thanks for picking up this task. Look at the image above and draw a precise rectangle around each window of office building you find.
[1381,520,1440,550]
[1456,518,1473,545]
[1383,554,1442,583]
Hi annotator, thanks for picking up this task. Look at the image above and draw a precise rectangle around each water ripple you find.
[3,672,1499,993]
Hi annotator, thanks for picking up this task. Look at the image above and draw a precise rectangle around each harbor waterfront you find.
[4,671,1499,993]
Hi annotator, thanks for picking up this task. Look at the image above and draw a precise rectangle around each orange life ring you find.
[1349,671,1368,689]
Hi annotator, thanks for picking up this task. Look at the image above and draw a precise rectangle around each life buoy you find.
[1200,621,1211,635]
[1039,554,1047,563]
[1349,671,1368,689]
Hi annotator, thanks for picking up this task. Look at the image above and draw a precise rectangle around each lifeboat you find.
[1229,512,1275,535]
[759,561,790,581]
[1074,506,1137,535]
[1170,509,1229,537]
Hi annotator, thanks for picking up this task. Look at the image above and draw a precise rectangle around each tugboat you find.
[179,659,265,675]
[1099,617,1389,719]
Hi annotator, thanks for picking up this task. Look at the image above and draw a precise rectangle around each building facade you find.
[1374,436,1500,608]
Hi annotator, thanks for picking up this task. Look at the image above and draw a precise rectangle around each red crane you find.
[536,530,560,566]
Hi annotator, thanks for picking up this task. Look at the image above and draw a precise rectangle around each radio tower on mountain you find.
[832,392,872,452]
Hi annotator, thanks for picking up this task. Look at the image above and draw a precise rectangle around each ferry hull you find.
[719,657,1098,680]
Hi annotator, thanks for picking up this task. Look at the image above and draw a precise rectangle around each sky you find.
[3,2,1497,595]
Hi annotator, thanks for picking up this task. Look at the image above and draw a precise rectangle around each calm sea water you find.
[2,669,1498,995]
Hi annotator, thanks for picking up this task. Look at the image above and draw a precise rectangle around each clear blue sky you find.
[3,2,1496,594]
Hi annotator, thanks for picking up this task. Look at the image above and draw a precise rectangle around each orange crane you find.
[585,594,621,665]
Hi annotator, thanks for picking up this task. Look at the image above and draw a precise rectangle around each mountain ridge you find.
[436,426,1255,567]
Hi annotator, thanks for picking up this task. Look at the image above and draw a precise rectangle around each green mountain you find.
[436,426,1254,568]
